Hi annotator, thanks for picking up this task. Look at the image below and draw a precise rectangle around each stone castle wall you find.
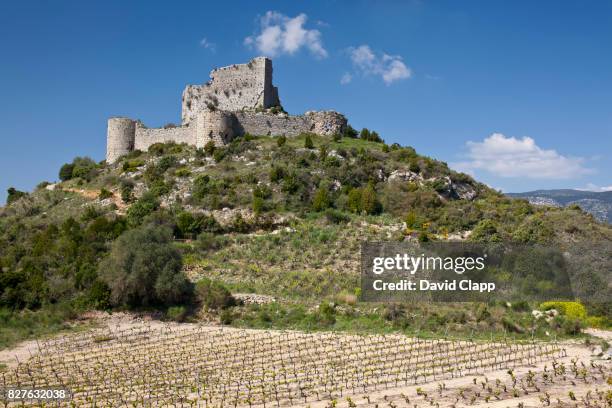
[106,57,348,163]
[181,57,279,125]
[233,111,346,137]
[134,124,195,152]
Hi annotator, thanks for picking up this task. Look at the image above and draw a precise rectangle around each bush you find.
[195,278,236,310]
[204,140,216,156]
[304,135,314,149]
[126,193,159,227]
[253,196,265,214]
[71,157,97,181]
[343,125,358,139]
[59,163,74,181]
[166,306,188,322]
[540,301,587,320]
[122,159,145,173]
[120,181,134,203]
[98,188,113,200]
[6,187,26,205]
[176,211,219,237]
[196,232,228,252]
[158,155,178,172]
[311,186,331,212]
[316,302,336,326]
[213,148,226,162]
[269,165,285,183]
[99,225,193,307]
[359,128,371,140]
[276,135,287,147]
[325,209,350,224]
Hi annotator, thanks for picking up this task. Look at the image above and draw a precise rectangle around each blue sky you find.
[1,0,611,203]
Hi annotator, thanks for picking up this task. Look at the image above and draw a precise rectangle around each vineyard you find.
[0,323,574,407]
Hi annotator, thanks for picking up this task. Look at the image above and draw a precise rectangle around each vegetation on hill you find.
[1,131,610,348]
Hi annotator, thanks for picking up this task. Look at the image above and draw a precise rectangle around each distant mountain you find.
[507,189,612,223]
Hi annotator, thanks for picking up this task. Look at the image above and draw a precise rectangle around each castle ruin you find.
[106,57,348,163]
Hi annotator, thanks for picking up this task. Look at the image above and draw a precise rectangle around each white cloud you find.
[244,11,327,58]
[453,133,592,179]
[348,45,411,85]
[340,72,352,85]
[578,183,612,192]
[199,37,216,52]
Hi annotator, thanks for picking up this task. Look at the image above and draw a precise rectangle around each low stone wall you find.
[134,124,195,151]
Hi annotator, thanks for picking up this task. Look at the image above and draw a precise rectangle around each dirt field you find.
[0,313,609,407]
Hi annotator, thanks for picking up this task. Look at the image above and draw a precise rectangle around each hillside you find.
[1,132,611,348]
[507,189,612,223]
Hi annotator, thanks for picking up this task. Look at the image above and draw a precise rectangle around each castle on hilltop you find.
[106,57,348,162]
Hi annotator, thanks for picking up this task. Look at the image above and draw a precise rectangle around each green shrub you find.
[213,148,226,162]
[6,187,26,205]
[325,209,350,224]
[312,187,331,212]
[196,233,228,252]
[120,181,134,203]
[126,193,159,227]
[204,140,216,156]
[276,135,287,147]
[99,225,193,307]
[71,157,97,181]
[304,135,314,149]
[409,160,420,173]
[540,301,587,320]
[360,184,381,215]
[166,305,188,322]
[343,125,358,139]
[316,302,336,326]
[471,219,501,242]
[195,278,236,310]
[59,163,75,181]
[253,185,272,199]
[269,165,285,183]
[59,157,97,181]
[253,196,265,214]
[148,143,167,156]
[122,159,145,173]
[174,167,191,177]
[158,155,178,172]
[98,188,113,200]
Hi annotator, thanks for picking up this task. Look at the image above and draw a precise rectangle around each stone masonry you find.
[106,57,348,163]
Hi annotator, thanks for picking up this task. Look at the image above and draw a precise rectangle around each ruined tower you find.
[181,57,280,125]
[106,117,136,163]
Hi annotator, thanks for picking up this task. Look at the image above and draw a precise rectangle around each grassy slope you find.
[1,134,610,348]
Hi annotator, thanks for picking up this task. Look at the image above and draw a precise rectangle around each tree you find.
[6,187,26,205]
[343,125,358,139]
[360,183,381,215]
[359,128,371,140]
[99,225,193,307]
[59,163,75,181]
